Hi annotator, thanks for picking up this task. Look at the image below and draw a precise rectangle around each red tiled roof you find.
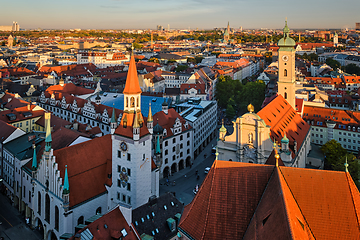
[54,135,112,207]
[70,207,138,240]
[258,95,310,154]
[180,84,206,94]
[45,82,94,96]
[153,109,192,139]
[179,161,274,240]
[0,119,18,142]
[114,111,149,138]
[180,160,360,240]
[0,105,44,124]
[302,106,360,131]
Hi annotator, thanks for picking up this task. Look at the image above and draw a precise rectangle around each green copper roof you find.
[32,145,37,171]
[281,134,289,144]
[45,115,52,152]
[156,135,161,155]
[111,105,117,123]
[278,20,295,47]
[63,165,69,194]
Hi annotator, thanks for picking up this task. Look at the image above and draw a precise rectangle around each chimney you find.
[73,122,78,130]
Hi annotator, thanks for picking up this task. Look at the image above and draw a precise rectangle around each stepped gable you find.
[30,126,92,160]
[257,95,310,154]
[179,161,274,240]
[152,108,191,138]
[54,135,112,207]
[123,55,142,95]
[280,167,360,239]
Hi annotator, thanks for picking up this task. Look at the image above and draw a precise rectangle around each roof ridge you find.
[344,172,360,228]
[278,167,316,238]
[243,166,277,237]
[201,160,218,240]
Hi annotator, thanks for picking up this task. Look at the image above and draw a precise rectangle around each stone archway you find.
[171,163,177,174]
[35,218,44,238]
[178,160,184,171]
[46,230,58,240]
[186,156,192,168]
[163,167,170,179]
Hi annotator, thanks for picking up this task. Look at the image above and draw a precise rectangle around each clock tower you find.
[110,53,157,209]
[277,20,296,110]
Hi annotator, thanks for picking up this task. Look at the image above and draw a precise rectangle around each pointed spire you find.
[123,55,142,95]
[147,103,153,122]
[45,112,52,152]
[156,135,161,155]
[111,104,117,123]
[32,144,37,171]
[345,156,349,172]
[133,111,140,128]
[63,165,69,194]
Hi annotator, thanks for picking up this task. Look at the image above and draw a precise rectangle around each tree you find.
[321,139,360,188]
[175,65,188,72]
[344,64,360,75]
[326,58,341,70]
[226,104,236,120]
[148,57,159,63]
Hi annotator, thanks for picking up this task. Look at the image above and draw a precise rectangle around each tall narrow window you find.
[284,69,287,77]
[284,92,288,99]
[130,97,135,107]
[38,192,41,215]
[45,194,50,223]
[96,207,102,215]
[126,97,129,107]
[55,206,59,231]
[137,97,139,107]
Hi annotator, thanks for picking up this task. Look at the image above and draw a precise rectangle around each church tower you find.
[277,20,296,110]
[110,53,155,209]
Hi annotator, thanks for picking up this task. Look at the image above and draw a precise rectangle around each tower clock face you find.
[120,141,128,152]
[282,55,289,62]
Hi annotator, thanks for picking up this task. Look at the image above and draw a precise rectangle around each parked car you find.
[204,167,211,174]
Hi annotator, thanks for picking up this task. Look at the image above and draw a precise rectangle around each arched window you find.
[137,97,139,107]
[45,194,50,223]
[126,97,128,107]
[284,69,287,77]
[38,191,41,215]
[55,206,59,231]
[130,97,135,107]
[78,216,84,225]
[96,207,102,215]
[284,92,287,99]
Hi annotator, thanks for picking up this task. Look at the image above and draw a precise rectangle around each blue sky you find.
[1,0,359,30]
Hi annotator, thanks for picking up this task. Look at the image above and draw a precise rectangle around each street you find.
[160,137,217,205]
[0,193,42,240]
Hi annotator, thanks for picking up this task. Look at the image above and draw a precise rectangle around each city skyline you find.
[1,0,359,30]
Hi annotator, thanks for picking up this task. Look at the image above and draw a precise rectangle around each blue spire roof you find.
[63,165,69,194]
[32,145,37,171]
[156,135,161,155]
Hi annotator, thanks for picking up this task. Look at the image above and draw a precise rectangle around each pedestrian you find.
[185,174,187,178]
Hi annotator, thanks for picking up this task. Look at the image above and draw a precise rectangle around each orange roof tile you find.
[54,135,112,207]
[280,167,360,239]
[180,160,360,240]
[258,95,310,154]
[123,55,142,95]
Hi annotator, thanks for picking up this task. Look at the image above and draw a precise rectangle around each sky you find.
[1,0,359,30]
